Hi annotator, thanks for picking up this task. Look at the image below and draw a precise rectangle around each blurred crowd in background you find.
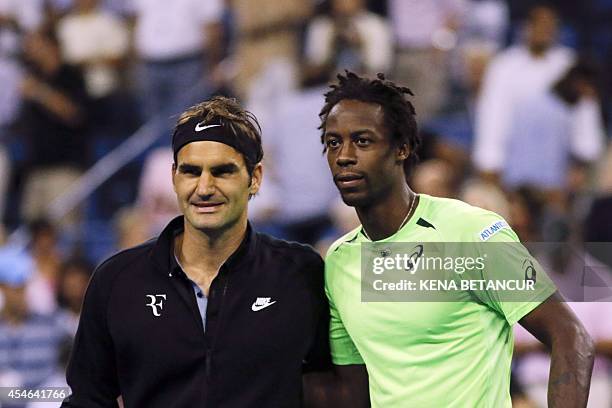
[1,0,612,407]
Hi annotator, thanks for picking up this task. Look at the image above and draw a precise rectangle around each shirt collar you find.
[150,216,258,275]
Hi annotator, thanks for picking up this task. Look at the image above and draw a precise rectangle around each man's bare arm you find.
[303,364,369,407]
[335,364,369,407]
[518,294,594,407]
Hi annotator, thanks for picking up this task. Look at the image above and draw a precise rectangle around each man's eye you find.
[212,168,236,177]
[182,168,200,176]
[326,139,340,148]
[356,138,371,146]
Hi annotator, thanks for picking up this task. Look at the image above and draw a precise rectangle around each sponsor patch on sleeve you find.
[478,220,510,241]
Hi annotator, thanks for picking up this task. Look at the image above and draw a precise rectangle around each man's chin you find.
[339,191,370,208]
[185,213,224,231]
[184,211,244,235]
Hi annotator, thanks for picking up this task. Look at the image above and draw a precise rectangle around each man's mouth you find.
[334,172,365,188]
[191,202,224,213]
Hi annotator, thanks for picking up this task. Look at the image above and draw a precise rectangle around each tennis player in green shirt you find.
[319,71,594,407]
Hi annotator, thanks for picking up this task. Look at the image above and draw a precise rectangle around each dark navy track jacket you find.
[62,216,331,407]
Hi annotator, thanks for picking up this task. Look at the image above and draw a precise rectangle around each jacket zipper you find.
[205,271,230,379]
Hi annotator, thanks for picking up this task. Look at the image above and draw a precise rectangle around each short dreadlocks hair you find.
[319,71,420,177]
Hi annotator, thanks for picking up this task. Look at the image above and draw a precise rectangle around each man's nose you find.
[336,143,357,167]
[196,172,216,197]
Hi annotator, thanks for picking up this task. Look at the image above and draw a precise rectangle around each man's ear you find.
[249,163,263,196]
[397,143,410,161]
[171,163,177,193]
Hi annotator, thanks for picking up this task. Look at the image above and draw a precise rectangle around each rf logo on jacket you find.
[146,294,167,316]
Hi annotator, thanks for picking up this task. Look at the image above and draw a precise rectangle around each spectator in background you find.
[304,0,392,75]
[16,27,89,227]
[25,219,62,315]
[0,5,28,123]
[0,52,22,125]
[460,177,510,219]
[514,301,612,408]
[507,186,544,242]
[0,53,23,223]
[448,0,508,103]
[231,0,312,98]
[474,4,575,187]
[112,205,150,250]
[125,0,224,120]
[55,257,92,336]
[249,66,338,245]
[0,246,64,390]
[460,0,508,50]
[0,0,44,59]
[0,0,44,224]
[57,0,131,129]
[388,0,466,122]
[503,186,612,301]
[136,146,179,235]
[585,144,612,268]
[244,59,298,130]
[410,158,456,198]
[425,41,496,153]
[25,339,72,408]
[480,57,605,214]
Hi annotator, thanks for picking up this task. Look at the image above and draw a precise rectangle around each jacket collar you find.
[149,216,258,275]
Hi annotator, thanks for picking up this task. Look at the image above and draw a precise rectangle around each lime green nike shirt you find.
[325,194,556,407]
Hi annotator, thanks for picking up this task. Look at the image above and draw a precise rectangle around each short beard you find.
[340,179,393,210]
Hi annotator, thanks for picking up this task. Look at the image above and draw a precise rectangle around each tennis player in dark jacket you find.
[62,97,332,407]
